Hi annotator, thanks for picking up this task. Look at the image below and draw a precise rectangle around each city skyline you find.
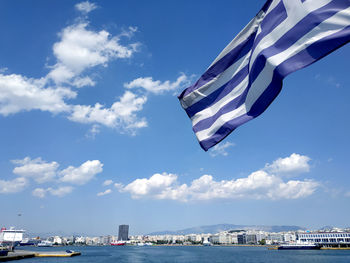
[0,0,350,236]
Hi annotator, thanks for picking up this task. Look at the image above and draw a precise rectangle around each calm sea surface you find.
[17,246,350,263]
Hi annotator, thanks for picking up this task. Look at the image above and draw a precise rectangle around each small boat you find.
[111,241,126,246]
[37,240,53,247]
[203,240,212,246]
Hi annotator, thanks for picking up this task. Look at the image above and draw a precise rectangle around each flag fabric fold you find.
[178,0,350,151]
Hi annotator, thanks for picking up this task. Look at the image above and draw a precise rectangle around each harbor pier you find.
[0,250,81,261]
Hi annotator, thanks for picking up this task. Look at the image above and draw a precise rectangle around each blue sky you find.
[0,0,349,236]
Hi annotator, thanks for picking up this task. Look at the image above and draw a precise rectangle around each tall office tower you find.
[118,225,129,241]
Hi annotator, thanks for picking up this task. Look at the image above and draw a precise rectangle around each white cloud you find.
[0,177,28,194]
[117,154,319,202]
[32,188,47,198]
[120,26,138,38]
[75,1,97,14]
[118,172,318,202]
[114,183,123,190]
[49,23,139,85]
[60,160,103,185]
[124,74,190,94]
[9,157,103,188]
[48,186,74,197]
[32,186,74,198]
[121,173,178,198]
[72,76,96,88]
[345,191,350,197]
[69,91,147,134]
[86,124,100,139]
[3,157,104,197]
[103,179,113,186]
[264,153,311,175]
[0,2,191,137]
[0,4,145,135]
[12,157,59,184]
[97,189,112,196]
[0,73,74,116]
[209,142,235,157]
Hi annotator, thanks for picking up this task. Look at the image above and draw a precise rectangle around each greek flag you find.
[178,0,350,151]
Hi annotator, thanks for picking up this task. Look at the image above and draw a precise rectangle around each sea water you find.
[17,246,350,263]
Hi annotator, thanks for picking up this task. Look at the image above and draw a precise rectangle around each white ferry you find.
[37,240,54,247]
[278,240,321,250]
[0,227,25,246]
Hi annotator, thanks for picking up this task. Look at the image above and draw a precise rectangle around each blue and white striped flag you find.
[178,0,350,151]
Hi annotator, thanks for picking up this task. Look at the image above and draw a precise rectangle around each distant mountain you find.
[27,231,86,238]
[318,226,334,231]
[148,224,305,235]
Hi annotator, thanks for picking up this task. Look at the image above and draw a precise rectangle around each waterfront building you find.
[298,232,350,247]
[210,234,220,244]
[237,234,246,244]
[283,233,296,243]
[186,234,202,243]
[53,236,62,245]
[267,233,283,243]
[230,234,238,244]
[75,236,86,244]
[253,231,268,242]
[218,233,233,244]
[118,225,129,241]
[246,234,257,244]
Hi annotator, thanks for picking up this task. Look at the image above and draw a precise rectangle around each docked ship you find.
[37,240,54,247]
[111,241,126,246]
[278,243,321,250]
[0,227,25,247]
[19,237,37,246]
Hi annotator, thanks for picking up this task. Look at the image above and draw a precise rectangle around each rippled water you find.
[17,245,350,263]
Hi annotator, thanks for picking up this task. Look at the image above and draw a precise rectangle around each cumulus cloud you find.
[116,154,319,202]
[48,186,74,197]
[32,186,74,198]
[12,157,59,183]
[97,189,112,196]
[103,179,113,186]
[121,173,178,198]
[48,23,138,85]
[0,74,74,116]
[69,91,147,134]
[11,157,103,186]
[0,3,147,136]
[60,160,103,185]
[124,74,190,94]
[0,2,193,137]
[264,153,311,175]
[75,1,97,14]
[0,157,103,197]
[209,142,235,157]
[0,177,28,194]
